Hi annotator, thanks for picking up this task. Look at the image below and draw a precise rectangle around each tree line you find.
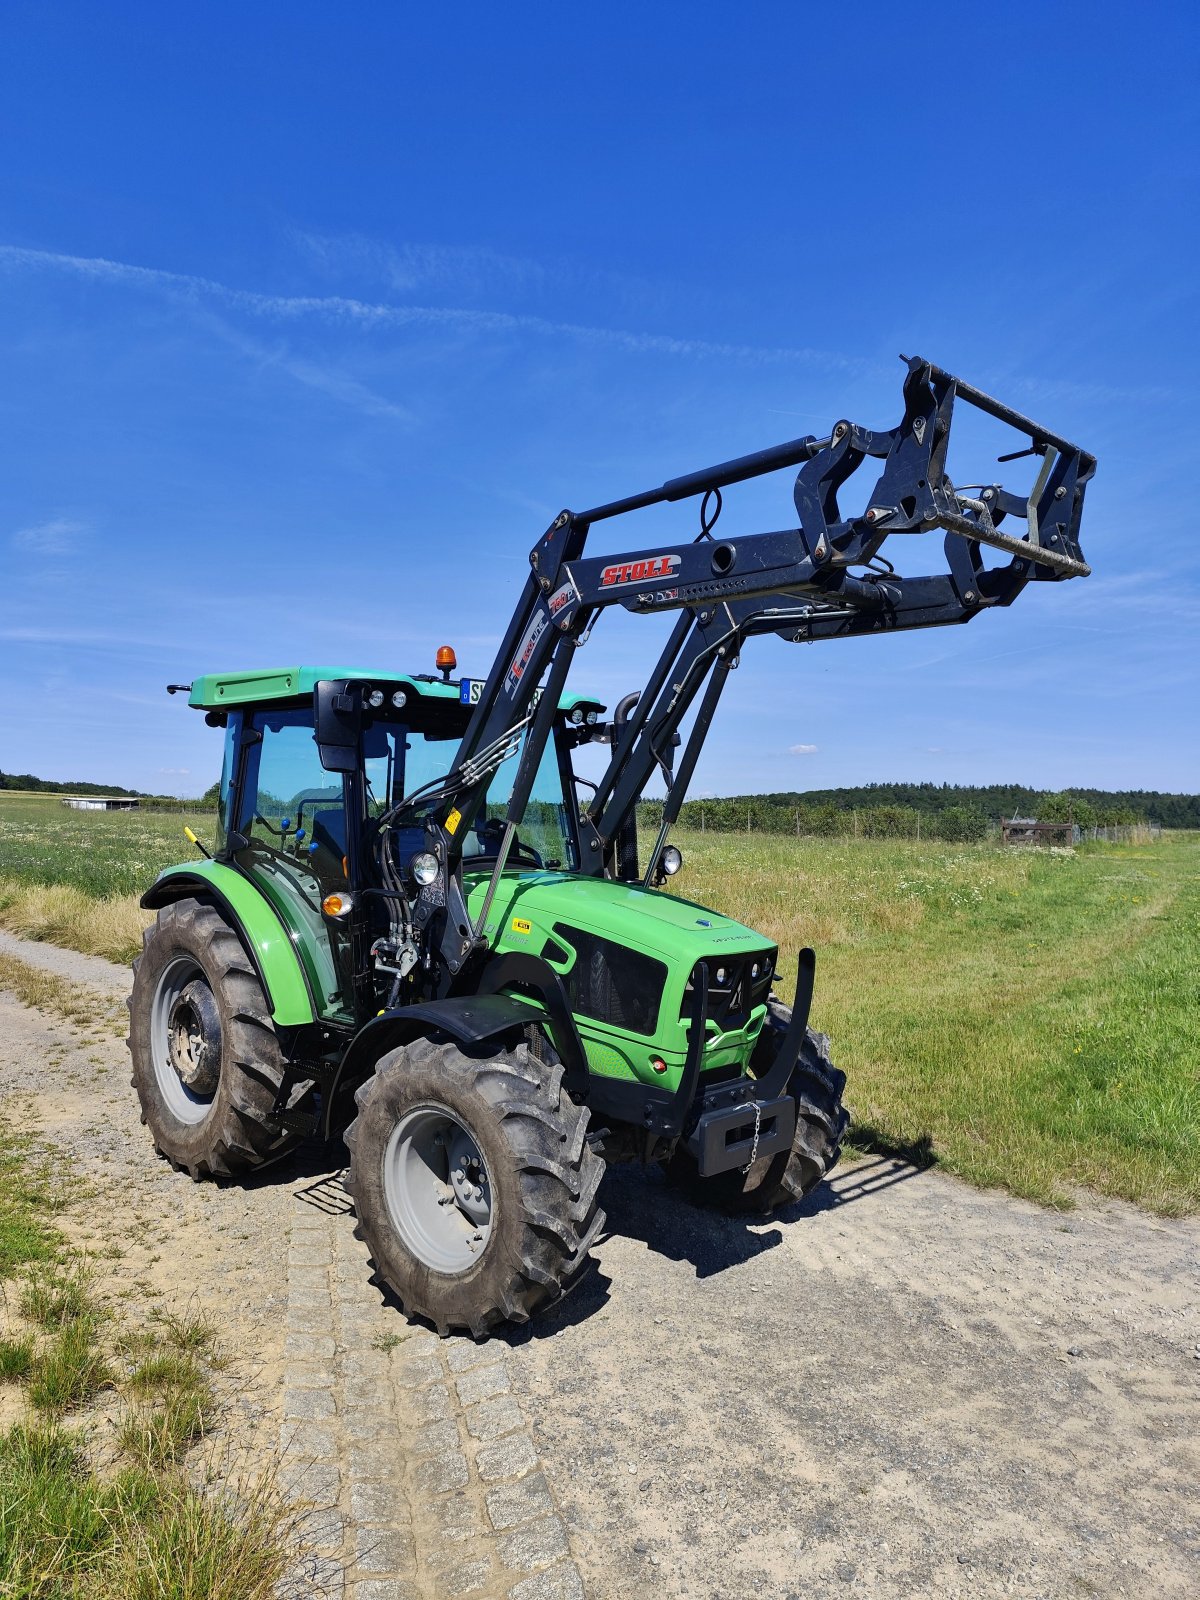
[695,783,1199,828]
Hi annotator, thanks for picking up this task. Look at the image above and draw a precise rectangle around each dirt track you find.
[0,932,1196,1599]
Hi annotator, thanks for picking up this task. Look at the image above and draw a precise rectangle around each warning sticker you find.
[511,917,532,935]
[444,808,462,836]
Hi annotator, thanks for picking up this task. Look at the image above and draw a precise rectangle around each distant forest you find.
[4,770,1198,830]
[0,770,141,798]
[670,783,1200,831]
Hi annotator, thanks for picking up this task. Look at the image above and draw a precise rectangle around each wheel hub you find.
[150,957,222,1124]
[167,980,221,1095]
[383,1106,494,1275]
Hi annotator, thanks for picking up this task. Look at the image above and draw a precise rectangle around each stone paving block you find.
[283,1363,331,1389]
[438,1556,493,1597]
[485,1473,553,1531]
[346,1437,404,1481]
[287,1266,329,1292]
[288,1245,332,1269]
[354,1525,416,1573]
[279,1420,337,1460]
[415,1447,470,1495]
[278,1460,341,1508]
[279,1551,346,1598]
[445,1338,501,1374]
[344,1373,391,1409]
[463,1394,525,1441]
[285,1333,336,1361]
[350,1479,410,1525]
[342,1407,393,1443]
[290,1286,333,1310]
[507,1564,585,1600]
[411,1418,460,1459]
[392,1351,444,1389]
[284,1386,336,1421]
[431,1490,484,1543]
[296,1504,345,1553]
[352,1580,423,1600]
[408,1383,452,1424]
[476,1432,537,1482]
[288,1303,333,1334]
[455,1363,510,1407]
[497,1515,570,1574]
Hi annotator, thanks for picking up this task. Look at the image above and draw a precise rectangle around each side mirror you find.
[314,679,362,773]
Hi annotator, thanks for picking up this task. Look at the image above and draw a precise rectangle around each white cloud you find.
[0,243,863,371]
[11,518,86,554]
[158,767,191,777]
[789,743,818,755]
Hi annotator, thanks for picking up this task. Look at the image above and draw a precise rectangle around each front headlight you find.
[411,851,439,887]
[660,844,683,877]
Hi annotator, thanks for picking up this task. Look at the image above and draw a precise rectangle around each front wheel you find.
[344,1034,605,1338]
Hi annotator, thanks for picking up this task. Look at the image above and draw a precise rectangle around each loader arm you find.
[404,356,1094,974]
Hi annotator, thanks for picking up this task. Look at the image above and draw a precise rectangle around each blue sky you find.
[1,2,1197,799]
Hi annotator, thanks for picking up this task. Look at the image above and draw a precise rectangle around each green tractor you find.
[130,359,1093,1336]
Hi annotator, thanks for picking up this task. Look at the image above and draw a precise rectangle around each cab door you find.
[233,707,354,1021]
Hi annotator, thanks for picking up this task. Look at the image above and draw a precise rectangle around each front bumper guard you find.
[682,947,815,1178]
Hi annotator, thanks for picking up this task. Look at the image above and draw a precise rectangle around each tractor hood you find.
[463,869,773,966]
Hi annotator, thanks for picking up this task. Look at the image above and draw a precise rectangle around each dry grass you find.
[0,876,151,965]
[0,950,126,1033]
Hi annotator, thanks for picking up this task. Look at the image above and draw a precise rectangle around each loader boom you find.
[394,356,1093,975]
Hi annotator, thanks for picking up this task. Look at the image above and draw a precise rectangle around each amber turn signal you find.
[322,893,353,918]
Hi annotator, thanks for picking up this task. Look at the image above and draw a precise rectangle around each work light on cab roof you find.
[132,355,1093,1341]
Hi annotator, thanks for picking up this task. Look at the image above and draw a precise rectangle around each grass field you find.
[0,949,294,1596]
[0,791,1196,1214]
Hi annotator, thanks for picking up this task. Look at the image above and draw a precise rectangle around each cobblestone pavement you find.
[279,1183,585,1600]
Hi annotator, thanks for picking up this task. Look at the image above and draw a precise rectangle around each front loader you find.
[129,357,1094,1336]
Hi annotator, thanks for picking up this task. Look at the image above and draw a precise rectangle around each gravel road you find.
[1,932,1196,1599]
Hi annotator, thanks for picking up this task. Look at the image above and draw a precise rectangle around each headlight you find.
[569,707,584,724]
[661,844,683,876]
[366,688,384,709]
[411,851,439,887]
[391,689,407,709]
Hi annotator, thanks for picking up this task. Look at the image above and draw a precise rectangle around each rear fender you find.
[141,862,315,1027]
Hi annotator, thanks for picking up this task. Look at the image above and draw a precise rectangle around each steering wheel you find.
[477,819,543,869]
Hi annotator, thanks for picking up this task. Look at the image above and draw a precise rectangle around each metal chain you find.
[742,1100,762,1174]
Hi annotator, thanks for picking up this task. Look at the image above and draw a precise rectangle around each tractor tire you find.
[667,998,848,1214]
[128,897,307,1179]
[344,1033,605,1338]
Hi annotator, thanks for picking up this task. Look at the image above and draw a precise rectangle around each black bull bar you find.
[680,948,816,1177]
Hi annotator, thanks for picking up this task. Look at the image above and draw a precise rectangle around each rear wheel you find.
[668,999,848,1214]
[344,1033,605,1337]
[128,898,307,1178]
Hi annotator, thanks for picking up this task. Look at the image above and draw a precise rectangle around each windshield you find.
[363,717,578,872]
[463,729,578,871]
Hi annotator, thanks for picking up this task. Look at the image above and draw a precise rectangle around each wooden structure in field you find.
[1001,817,1075,846]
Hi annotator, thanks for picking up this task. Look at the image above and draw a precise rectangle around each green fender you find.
[140,861,315,1027]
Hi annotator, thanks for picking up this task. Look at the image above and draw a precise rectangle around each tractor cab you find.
[186,659,605,1026]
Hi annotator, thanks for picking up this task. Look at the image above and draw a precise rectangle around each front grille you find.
[680,950,775,1032]
[550,924,667,1037]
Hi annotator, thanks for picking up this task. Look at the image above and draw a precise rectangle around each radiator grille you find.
[549,924,667,1037]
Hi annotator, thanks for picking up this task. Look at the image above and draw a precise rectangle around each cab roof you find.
[187,667,603,717]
